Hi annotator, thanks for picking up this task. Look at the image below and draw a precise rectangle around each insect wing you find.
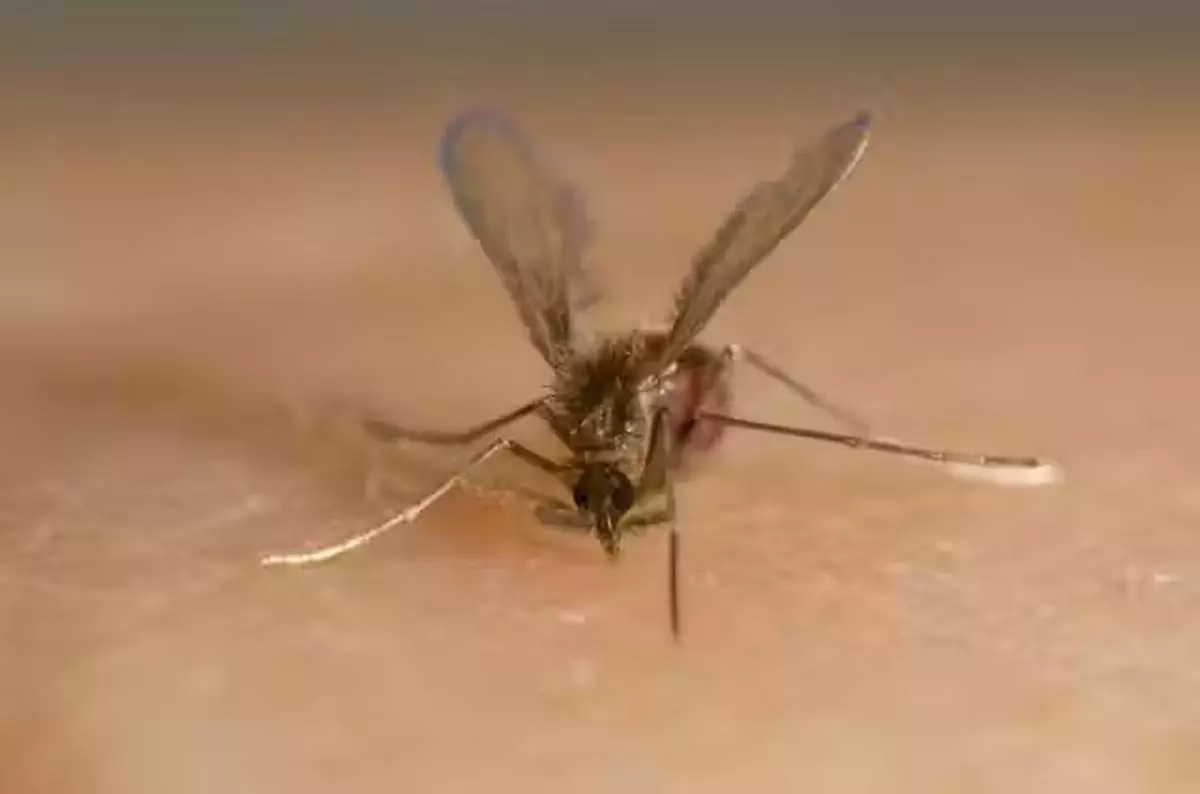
[556,180,603,315]
[440,108,600,368]
[650,111,872,375]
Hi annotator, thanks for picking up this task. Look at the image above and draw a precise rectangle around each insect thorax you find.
[549,332,654,466]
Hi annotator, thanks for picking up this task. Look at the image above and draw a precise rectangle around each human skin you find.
[3,73,1199,793]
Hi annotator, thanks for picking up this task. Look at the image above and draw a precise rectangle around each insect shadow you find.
[261,106,1061,640]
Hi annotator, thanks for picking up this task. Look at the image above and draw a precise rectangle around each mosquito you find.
[261,106,1060,639]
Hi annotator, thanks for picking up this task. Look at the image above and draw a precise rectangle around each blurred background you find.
[3,2,1199,793]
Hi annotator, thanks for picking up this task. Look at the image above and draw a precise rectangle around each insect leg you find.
[721,344,871,434]
[696,410,1061,486]
[639,404,681,640]
[364,398,544,446]
[260,437,565,567]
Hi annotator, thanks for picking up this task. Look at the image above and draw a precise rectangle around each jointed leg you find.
[721,344,871,434]
[697,410,1060,485]
[364,398,544,446]
[639,405,681,639]
[261,437,566,567]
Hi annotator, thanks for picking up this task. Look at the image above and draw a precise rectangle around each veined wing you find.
[554,179,603,315]
[440,107,599,370]
[649,111,872,375]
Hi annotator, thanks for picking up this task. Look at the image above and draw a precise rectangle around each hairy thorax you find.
[549,333,651,463]
[549,331,732,475]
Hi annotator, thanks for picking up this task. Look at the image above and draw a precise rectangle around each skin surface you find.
[3,74,1199,792]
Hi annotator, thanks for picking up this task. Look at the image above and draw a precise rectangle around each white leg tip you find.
[944,459,1064,488]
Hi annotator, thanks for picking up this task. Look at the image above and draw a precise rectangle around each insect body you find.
[537,330,730,556]
[262,106,1060,639]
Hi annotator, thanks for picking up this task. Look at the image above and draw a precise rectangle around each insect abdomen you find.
[636,332,732,472]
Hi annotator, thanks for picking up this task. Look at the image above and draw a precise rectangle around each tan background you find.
[2,14,1199,791]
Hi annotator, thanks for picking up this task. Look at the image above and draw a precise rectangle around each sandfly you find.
[261,106,1060,639]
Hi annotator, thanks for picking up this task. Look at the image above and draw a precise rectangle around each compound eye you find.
[572,477,590,510]
[609,470,634,514]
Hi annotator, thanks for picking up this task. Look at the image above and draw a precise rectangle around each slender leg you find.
[697,410,1061,485]
[364,398,544,446]
[639,405,681,640]
[722,344,871,434]
[260,438,566,567]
